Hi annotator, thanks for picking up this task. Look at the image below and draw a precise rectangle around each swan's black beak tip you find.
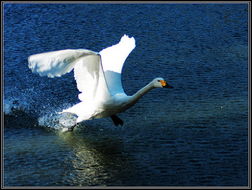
[164,84,174,88]
[160,80,174,89]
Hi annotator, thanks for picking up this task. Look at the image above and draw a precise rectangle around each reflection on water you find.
[57,129,136,186]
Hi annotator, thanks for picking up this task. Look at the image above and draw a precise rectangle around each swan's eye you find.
[157,80,160,82]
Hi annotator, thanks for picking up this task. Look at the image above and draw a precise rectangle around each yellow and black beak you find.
[160,80,174,88]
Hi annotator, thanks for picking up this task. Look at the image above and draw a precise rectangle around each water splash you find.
[38,111,78,131]
[4,95,78,131]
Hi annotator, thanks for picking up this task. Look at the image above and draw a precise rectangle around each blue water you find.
[3,3,249,186]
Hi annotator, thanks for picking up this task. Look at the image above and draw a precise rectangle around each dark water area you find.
[3,3,249,186]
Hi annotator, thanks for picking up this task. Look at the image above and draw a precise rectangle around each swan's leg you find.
[111,115,124,126]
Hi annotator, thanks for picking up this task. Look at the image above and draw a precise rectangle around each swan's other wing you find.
[28,49,96,78]
[99,35,135,74]
[28,49,111,102]
[99,34,135,95]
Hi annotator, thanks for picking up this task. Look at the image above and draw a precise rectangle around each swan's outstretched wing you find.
[28,49,111,102]
[99,34,135,95]
[28,49,96,78]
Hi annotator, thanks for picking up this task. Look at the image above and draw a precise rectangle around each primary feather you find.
[28,49,96,78]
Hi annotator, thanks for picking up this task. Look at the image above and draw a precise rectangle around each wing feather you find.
[28,49,111,102]
[28,34,135,102]
[99,34,135,74]
[28,49,97,78]
[99,35,135,95]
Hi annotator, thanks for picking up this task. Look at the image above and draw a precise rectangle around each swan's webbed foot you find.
[111,115,124,126]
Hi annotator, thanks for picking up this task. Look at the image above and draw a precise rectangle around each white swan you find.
[28,35,173,130]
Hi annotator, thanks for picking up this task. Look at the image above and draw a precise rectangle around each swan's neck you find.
[131,82,154,104]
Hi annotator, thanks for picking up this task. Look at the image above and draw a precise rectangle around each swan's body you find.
[28,35,173,130]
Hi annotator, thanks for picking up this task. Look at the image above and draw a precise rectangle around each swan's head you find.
[153,77,173,88]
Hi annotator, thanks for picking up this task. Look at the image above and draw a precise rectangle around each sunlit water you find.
[3,3,248,186]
